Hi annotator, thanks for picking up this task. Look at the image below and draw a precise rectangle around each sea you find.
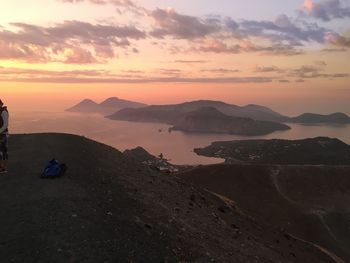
[10,111,350,165]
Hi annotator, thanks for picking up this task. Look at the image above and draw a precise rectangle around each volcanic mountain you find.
[171,107,290,135]
[107,100,287,123]
[0,133,339,262]
[108,104,290,136]
[107,99,350,125]
[288,113,350,124]
[66,97,146,114]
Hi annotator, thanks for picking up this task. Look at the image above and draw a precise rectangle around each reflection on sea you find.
[11,111,350,165]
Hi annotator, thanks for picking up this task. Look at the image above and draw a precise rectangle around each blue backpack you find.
[41,159,67,179]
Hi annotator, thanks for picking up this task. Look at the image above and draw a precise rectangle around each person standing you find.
[0,99,9,173]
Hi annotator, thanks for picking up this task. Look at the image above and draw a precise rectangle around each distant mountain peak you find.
[65,99,99,112]
[181,100,232,107]
[329,112,348,117]
[298,112,349,117]
[100,97,122,106]
[81,98,98,104]
[245,104,269,109]
[291,112,350,124]
[66,97,147,114]
[101,97,120,102]
[188,106,226,117]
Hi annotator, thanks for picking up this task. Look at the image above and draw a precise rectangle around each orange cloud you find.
[303,0,314,10]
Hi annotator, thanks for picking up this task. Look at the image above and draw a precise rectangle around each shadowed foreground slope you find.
[180,164,350,262]
[0,134,339,262]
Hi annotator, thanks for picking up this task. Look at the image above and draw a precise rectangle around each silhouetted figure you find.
[0,99,9,173]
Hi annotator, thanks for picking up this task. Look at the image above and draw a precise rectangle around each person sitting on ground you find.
[0,99,9,173]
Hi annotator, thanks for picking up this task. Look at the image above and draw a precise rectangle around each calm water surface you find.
[10,111,350,165]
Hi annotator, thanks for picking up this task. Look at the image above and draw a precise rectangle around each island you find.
[194,137,350,165]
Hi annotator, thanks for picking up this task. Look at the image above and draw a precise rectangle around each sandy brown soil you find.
[0,134,338,262]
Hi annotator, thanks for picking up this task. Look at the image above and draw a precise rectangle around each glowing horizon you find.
[0,0,349,114]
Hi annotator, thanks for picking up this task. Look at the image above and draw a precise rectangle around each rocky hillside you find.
[0,133,337,262]
[180,164,350,262]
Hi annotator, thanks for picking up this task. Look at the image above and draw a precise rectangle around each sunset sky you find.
[1,0,349,114]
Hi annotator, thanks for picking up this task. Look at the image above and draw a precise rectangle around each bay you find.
[10,111,350,165]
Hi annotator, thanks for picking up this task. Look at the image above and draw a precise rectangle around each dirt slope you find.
[179,164,350,262]
[0,134,338,262]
